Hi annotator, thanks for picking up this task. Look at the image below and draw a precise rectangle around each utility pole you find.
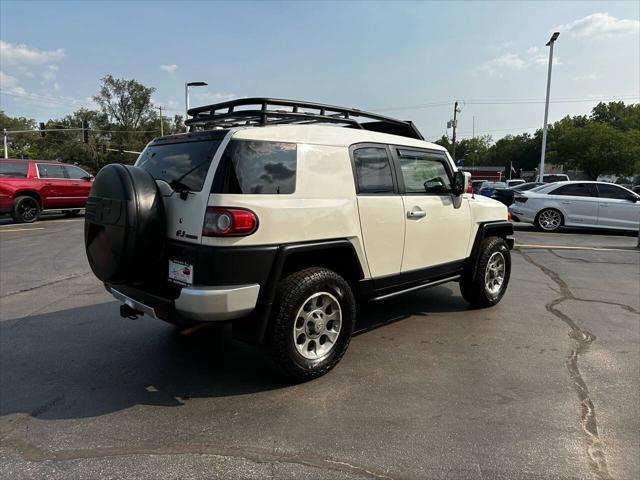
[3,129,7,159]
[452,101,459,160]
[157,106,164,136]
[539,32,560,182]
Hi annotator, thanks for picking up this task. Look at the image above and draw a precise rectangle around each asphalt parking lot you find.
[0,216,638,480]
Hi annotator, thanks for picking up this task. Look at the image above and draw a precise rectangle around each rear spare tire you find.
[84,164,165,284]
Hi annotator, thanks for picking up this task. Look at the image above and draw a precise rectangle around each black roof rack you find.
[185,97,424,140]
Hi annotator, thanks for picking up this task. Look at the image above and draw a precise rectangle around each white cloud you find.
[526,46,539,55]
[0,40,65,65]
[489,41,514,52]
[531,53,561,66]
[41,64,60,82]
[160,64,178,73]
[574,73,600,81]
[554,12,639,38]
[479,53,526,74]
[0,70,27,95]
[192,91,237,103]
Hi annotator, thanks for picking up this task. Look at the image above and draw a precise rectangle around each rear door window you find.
[551,183,595,197]
[214,140,297,194]
[0,162,28,178]
[353,147,394,194]
[597,184,632,200]
[137,139,222,192]
[37,164,66,179]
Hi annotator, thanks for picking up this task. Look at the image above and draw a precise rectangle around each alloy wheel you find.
[293,291,342,360]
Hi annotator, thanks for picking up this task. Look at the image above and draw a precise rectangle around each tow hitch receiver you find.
[120,303,143,320]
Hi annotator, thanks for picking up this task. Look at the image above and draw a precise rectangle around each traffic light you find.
[39,122,46,137]
[82,121,89,143]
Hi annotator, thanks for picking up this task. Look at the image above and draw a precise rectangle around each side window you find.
[353,147,394,194]
[397,150,451,194]
[37,164,66,179]
[215,140,296,194]
[597,184,632,200]
[65,165,90,180]
[551,183,594,197]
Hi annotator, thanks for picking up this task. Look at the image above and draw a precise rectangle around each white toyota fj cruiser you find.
[85,98,513,381]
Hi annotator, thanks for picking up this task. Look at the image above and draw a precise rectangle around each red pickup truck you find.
[0,159,93,223]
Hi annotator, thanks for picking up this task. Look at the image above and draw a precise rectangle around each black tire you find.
[84,164,165,284]
[535,208,563,232]
[64,209,81,217]
[12,195,41,223]
[268,267,356,381]
[460,237,511,307]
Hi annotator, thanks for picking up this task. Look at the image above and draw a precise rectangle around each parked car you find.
[492,182,545,206]
[470,179,486,194]
[84,97,514,381]
[0,159,93,223]
[506,179,525,188]
[542,174,570,183]
[509,181,639,232]
[479,181,508,197]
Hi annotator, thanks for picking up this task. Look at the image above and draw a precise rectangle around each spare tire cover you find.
[84,164,165,284]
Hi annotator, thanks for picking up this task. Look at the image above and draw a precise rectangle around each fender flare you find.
[466,221,514,281]
[234,239,364,344]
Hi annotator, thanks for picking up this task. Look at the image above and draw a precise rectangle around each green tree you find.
[93,75,156,130]
[590,101,640,131]
[0,110,37,159]
[556,122,640,179]
[455,135,492,166]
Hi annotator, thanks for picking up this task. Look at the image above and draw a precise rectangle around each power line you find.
[369,95,639,113]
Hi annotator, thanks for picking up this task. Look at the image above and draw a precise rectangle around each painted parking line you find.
[515,243,638,252]
[0,227,46,233]
[0,218,83,229]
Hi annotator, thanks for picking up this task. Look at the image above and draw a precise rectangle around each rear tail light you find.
[514,196,528,203]
[466,183,473,194]
[202,207,258,237]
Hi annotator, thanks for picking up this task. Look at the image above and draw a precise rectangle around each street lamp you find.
[185,81,208,130]
[538,32,560,182]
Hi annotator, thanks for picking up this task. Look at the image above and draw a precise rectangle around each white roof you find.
[230,124,447,152]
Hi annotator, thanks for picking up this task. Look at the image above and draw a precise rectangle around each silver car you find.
[509,181,640,232]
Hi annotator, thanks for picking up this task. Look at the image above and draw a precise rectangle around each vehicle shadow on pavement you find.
[0,286,468,421]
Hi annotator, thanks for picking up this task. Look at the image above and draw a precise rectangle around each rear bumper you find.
[508,204,535,223]
[109,283,260,322]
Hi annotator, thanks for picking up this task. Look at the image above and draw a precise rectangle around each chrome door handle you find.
[407,209,426,219]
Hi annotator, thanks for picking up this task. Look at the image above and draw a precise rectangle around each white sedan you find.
[509,181,640,232]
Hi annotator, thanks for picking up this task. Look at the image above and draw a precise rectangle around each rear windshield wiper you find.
[169,179,192,192]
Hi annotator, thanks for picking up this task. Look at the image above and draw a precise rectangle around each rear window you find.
[213,140,297,194]
[0,162,28,178]
[136,140,222,192]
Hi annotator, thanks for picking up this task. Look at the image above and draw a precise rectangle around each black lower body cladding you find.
[84,164,166,284]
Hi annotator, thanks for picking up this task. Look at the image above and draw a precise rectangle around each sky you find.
[1,0,638,142]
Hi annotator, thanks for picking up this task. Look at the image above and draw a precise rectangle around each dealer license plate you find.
[168,260,194,286]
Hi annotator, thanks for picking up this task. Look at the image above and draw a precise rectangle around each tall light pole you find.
[538,32,559,182]
[185,81,208,130]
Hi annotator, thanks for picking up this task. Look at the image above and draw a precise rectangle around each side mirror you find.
[628,195,639,203]
[83,175,94,181]
[451,171,466,196]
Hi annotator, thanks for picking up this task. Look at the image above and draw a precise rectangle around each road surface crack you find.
[518,250,620,480]
[0,272,92,298]
[0,437,396,479]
